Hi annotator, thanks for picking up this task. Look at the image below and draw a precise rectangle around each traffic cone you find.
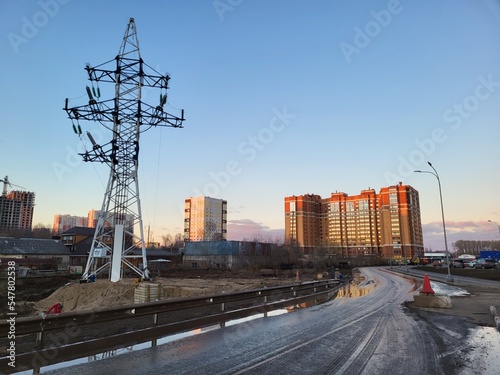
[420,274,435,295]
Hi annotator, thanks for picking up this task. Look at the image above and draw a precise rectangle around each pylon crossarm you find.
[86,61,169,90]
[80,142,114,164]
[141,103,184,128]
[65,99,115,123]
[85,66,116,84]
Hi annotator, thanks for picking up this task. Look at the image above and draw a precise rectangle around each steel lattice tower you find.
[64,18,185,282]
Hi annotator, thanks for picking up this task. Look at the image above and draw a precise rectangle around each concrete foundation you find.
[490,306,500,332]
[413,294,452,309]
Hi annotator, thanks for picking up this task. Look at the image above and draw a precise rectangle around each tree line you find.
[452,240,500,255]
[0,224,52,239]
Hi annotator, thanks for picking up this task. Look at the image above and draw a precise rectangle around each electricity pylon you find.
[64,18,185,282]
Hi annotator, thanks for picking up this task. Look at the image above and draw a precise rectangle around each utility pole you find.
[64,18,185,282]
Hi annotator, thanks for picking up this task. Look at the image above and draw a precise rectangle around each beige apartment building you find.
[285,183,423,260]
[53,214,88,234]
[184,196,227,241]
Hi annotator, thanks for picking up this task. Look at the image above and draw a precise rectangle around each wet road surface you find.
[40,267,482,375]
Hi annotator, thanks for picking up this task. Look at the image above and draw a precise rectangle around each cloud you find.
[227,219,497,250]
[422,220,499,251]
[227,219,284,242]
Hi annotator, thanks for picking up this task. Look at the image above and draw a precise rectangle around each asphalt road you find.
[41,267,479,375]
[392,265,500,289]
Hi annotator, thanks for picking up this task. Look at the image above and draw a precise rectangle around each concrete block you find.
[490,306,500,332]
[413,294,452,309]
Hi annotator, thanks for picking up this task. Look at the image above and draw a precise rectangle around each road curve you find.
[44,267,471,375]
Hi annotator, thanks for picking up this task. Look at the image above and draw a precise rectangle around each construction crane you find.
[63,18,185,282]
[1,176,27,196]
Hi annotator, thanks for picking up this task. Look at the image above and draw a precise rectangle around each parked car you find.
[451,259,465,268]
[473,258,497,269]
[432,260,442,267]
[466,260,478,268]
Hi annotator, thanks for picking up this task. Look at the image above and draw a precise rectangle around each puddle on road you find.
[336,281,377,299]
[12,329,210,374]
[19,309,290,374]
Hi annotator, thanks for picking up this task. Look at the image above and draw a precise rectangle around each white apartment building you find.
[87,209,134,232]
[53,214,87,234]
[184,196,227,241]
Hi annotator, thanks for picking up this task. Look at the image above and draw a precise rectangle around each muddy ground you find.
[5,268,338,318]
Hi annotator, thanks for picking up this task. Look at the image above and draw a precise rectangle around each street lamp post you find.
[488,220,500,237]
[415,161,454,282]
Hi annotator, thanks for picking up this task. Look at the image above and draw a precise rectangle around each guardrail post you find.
[36,328,44,349]
[152,313,158,346]
[264,295,268,317]
[220,302,225,328]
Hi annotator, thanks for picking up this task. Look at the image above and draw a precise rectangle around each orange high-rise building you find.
[284,194,325,253]
[284,183,423,259]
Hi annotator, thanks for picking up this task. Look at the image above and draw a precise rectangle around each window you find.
[390,193,397,204]
[358,200,368,210]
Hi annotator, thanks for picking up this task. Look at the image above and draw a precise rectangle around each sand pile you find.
[34,279,136,313]
[33,277,294,314]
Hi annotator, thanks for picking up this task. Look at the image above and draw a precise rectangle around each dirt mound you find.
[34,279,136,313]
[33,276,297,314]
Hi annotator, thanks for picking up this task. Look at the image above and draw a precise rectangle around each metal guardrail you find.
[0,279,344,374]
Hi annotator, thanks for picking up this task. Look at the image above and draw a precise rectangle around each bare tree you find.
[0,223,52,239]
[452,240,500,255]
[173,233,184,249]
[161,234,172,247]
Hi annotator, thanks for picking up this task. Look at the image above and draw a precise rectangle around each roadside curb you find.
[490,306,500,332]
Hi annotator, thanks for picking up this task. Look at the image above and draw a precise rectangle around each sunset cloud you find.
[227,218,498,252]
[227,219,284,243]
[422,220,499,252]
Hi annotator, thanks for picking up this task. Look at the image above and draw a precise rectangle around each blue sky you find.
[1,0,499,251]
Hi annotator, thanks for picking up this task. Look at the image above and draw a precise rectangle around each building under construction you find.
[0,177,35,232]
